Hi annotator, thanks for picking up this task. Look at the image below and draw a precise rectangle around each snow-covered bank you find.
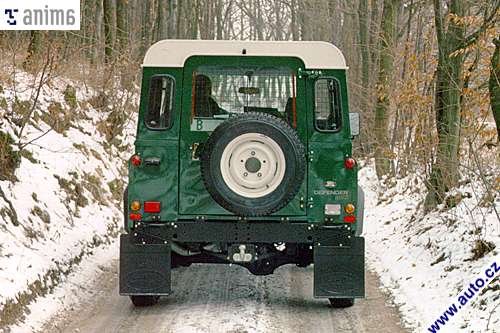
[362,161,499,332]
[11,240,118,333]
[0,68,137,330]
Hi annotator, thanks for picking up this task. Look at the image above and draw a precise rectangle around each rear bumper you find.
[120,221,364,298]
[131,220,355,244]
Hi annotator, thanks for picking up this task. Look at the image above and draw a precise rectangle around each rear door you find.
[128,68,182,224]
[178,56,308,218]
[305,70,356,223]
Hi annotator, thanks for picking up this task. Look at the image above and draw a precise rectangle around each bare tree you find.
[424,0,468,209]
[23,31,43,70]
[489,38,500,141]
[155,0,169,41]
[358,0,370,92]
[373,0,399,178]
[116,0,128,52]
[103,0,114,64]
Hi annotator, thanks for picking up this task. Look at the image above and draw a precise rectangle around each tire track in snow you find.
[41,261,408,333]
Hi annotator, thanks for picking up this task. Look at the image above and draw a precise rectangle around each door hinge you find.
[297,68,323,79]
[307,150,314,162]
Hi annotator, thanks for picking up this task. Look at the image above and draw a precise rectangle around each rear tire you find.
[329,298,355,308]
[130,295,160,307]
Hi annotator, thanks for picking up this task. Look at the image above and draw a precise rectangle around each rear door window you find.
[190,66,297,131]
[145,75,175,129]
[314,78,341,132]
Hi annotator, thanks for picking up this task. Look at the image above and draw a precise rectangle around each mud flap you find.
[313,237,364,298]
[119,234,171,295]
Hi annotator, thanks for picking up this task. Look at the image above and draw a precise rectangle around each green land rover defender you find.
[120,40,365,308]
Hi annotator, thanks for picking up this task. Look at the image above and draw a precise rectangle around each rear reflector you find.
[129,213,142,221]
[144,201,161,213]
[343,215,356,223]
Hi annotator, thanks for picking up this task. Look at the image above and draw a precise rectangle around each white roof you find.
[143,40,347,69]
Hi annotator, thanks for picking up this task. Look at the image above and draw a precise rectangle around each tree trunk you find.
[176,0,183,38]
[82,0,94,61]
[373,0,399,178]
[141,0,151,55]
[168,0,176,38]
[358,0,370,113]
[424,0,467,210]
[358,0,371,122]
[489,38,500,141]
[369,0,379,77]
[291,0,298,41]
[94,0,103,65]
[116,0,128,53]
[191,0,199,39]
[103,0,114,64]
[23,31,43,71]
[128,0,141,60]
[155,0,169,40]
[298,0,307,40]
[400,0,414,81]
[256,0,264,40]
[215,0,223,39]
[341,2,357,79]
[328,1,342,46]
[274,0,282,40]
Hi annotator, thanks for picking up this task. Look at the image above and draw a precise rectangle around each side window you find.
[145,75,175,129]
[314,78,341,131]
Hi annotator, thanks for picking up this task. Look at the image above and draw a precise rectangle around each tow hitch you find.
[229,244,256,262]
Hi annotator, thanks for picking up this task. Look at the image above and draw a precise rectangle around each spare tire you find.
[200,112,306,216]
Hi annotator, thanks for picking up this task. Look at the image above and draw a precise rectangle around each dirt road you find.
[43,262,408,333]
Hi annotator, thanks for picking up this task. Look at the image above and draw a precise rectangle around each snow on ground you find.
[361,160,499,332]
[0,67,137,330]
[10,240,118,333]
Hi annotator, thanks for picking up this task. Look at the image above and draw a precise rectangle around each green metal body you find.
[127,55,357,228]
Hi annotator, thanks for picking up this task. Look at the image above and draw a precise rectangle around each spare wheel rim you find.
[220,132,286,198]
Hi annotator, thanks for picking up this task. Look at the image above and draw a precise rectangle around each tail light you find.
[144,201,161,213]
[344,157,356,169]
[344,215,356,223]
[129,213,142,221]
[131,154,141,166]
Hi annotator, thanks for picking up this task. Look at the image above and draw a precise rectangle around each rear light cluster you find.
[343,203,356,223]
[128,200,161,221]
